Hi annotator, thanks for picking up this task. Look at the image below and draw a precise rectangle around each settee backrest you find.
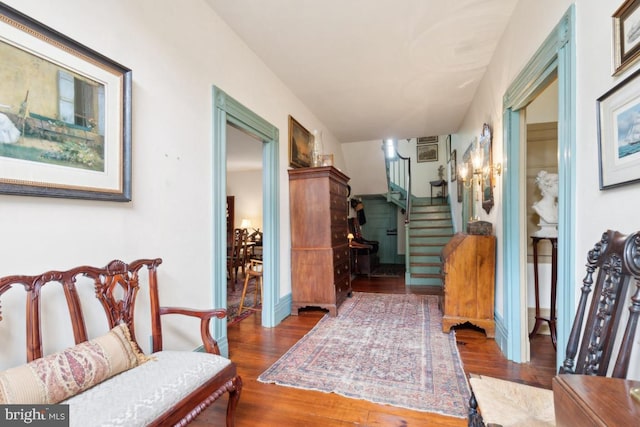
[562,230,640,378]
[0,258,164,363]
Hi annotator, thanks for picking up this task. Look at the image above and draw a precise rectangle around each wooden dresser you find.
[441,233,496,337]
[288,166,351,316]
[553,374,640,426]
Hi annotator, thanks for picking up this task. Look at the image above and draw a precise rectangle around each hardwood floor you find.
[197,273,556,426]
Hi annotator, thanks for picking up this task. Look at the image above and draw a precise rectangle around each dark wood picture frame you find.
[613,0,640,75]
[288,115,312,168]
[480,123,494,214]
[0,3,132,201]
[597,66,640,189]
[450,149,457,182]
[417,143,438,163]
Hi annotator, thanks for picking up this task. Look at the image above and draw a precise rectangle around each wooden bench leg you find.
[226,375,243,427]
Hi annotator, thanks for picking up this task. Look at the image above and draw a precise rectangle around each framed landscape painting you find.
[288,115,312,168]
[0,3,132,201]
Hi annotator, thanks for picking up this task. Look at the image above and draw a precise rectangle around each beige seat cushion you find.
[469,374,555,427]
[62,350,232,427]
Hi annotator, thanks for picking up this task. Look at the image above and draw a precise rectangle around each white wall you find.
[227,170,263,230]
[0,0,344,368]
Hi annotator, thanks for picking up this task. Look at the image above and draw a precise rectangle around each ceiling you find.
[206,0,518,143]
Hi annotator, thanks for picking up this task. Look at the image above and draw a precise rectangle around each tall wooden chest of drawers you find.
[441,233,496,337]
[288,166,351,316]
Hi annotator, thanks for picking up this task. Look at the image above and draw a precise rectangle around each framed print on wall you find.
[417,143,438,163]
[479,123,494,214]
[288,115,312,168]
[450,149,457,182]
[597,66,640,189]
[0,3,132,201]
[613,0,640,75]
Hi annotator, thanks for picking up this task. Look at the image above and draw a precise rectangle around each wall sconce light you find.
[459,144,502,189]
[488,162,502,180]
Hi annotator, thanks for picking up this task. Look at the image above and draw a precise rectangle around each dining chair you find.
[227,228,248,290]
[239,259,263,315]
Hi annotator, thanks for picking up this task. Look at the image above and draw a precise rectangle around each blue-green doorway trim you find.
[212,86,280,356]
[501,5,575,367]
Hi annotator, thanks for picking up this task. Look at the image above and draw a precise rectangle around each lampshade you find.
[240,219,251,229]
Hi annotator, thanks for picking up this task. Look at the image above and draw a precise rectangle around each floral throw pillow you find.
[0,323,149,404]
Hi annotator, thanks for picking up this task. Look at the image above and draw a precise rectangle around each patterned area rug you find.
[258,292,470,417]
[227,277,260,324]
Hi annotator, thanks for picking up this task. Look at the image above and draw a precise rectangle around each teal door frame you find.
[212,87,280,356]
[501,6,575,366]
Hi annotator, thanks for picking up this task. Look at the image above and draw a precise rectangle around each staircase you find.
[383,140,454,287]
[406,197,453,286]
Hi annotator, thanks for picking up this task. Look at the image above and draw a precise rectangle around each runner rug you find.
[258,292,470,418]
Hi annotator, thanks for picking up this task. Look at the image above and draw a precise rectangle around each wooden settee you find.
[0,258,241,427]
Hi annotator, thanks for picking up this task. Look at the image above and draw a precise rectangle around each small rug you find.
[258,292,470,417]
[227,277,260,323]
[370,263,405,277]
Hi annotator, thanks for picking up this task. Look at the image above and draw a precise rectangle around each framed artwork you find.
[417,143,438,162]
[613,0,640,75]
[479,123,494,214]
[450,149,457,182]
[0,3,132,201]
[445,134,451,162]
[597,66,640,189]
[288,115,312,168]
[417,135,438,145]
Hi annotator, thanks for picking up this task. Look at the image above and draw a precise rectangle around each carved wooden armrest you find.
[158,307,227,355]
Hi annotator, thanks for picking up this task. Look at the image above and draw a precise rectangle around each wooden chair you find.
[468,229,640,426]
[348,217,380,276]
[239,259,263,315]
[227,228,248,290]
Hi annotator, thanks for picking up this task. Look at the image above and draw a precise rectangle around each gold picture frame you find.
[613,0,640,75]
[288,115,312,168]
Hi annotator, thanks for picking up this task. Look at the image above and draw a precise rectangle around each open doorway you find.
[226,123,264,323]
[212,86,280,356]
[524,79,559,365]
[501,6,575,368]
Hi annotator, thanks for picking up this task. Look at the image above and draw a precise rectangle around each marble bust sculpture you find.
[532,170,558,237]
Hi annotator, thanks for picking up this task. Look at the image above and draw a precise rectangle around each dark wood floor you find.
[196,273,557,427]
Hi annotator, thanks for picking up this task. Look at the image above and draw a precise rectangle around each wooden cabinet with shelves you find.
[441,233,496,337]
[289,166,351,316]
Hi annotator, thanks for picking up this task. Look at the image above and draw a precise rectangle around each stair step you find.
[402,196,453,287]
[411,261,441,268]
[410,273,444,279]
